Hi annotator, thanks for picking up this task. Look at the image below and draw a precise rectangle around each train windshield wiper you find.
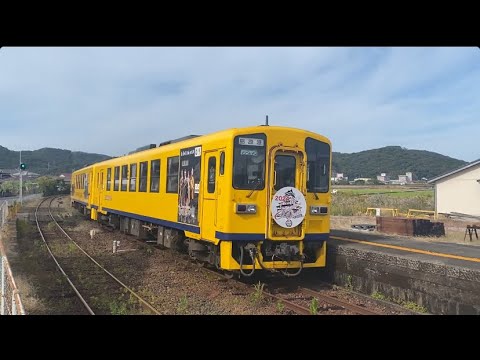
[307,184,319,200]
[246,179,263,198]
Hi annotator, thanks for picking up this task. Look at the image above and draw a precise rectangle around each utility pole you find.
[19,150,23,205]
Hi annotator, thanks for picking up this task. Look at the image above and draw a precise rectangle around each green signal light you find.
[20,163,26,170]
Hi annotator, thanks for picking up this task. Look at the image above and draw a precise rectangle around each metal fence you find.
[0,200,25,315]
[1,193,42,207]
[0,200,8,228]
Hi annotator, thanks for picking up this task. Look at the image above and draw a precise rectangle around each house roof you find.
[428,159,480,184]
[59,173,72,181]
[12,171,40,177]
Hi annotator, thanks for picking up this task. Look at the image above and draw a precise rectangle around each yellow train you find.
[71,125,332,277]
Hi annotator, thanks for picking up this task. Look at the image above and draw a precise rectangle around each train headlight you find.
[236,204,257,214]
[310,205,328,215]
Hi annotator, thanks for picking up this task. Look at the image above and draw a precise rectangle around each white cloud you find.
[0,47,479,161]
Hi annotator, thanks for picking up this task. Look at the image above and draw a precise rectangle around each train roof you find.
[73,125,330,173]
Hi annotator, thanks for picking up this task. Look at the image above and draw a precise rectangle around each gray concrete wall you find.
[321,243,480,315]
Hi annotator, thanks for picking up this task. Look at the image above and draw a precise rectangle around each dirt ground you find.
[331,215,480,246]
[3,200,460,315]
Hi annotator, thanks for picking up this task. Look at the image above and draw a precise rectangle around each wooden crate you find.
[376,217,444,237]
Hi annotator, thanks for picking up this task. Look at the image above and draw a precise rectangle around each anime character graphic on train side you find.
[71,125,331,277]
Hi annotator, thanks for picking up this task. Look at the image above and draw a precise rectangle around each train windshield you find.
[274,154,296,191]
[305,137,330,193]
[233,133,266,190]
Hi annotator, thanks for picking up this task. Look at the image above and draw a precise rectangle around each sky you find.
[1,47,479,161]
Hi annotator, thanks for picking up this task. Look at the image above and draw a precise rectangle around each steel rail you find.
[38,196,161,315]
[300,287,379,315]
[35,197,95,314]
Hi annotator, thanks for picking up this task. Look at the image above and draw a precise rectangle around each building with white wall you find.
[428,160,480,216]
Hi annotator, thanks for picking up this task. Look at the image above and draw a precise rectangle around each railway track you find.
[298,287,377,315]
[34,196,160,315]
[96,227,383,315]
[263,281,379,315]
[201,267,379,315]
[40,196,403,315]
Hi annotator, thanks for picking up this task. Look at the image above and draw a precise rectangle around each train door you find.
[201,150,219,241]
[216,149,226,230]
[97,169,104,211]
[267,148,307,239]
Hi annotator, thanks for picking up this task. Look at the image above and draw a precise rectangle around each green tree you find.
[37,176,59,196]
[0,180,19,197]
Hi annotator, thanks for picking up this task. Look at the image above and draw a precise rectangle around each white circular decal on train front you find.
[271,187,307,228]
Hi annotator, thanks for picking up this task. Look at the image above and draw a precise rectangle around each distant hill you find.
[0,144,469,181]
[332,146,468,180]
[0,146,111,175]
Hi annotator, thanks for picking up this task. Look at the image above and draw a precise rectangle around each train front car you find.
[218,126,331,277]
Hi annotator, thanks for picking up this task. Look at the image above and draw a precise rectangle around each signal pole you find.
[19,150,23,205]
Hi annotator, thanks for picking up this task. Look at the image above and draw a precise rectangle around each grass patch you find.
[251,281,265,305]
[46,222,57,231]
[331,192,434,216]
[370,291,428,313]
[402,301,428,313]
[338,188,433,197]
[276,300,285,313]
[371,291,387,301]
[90,291,138,315]
[109,300,128,315]
[309,297,319,315]
[346,275,353,290]
[16,219,34,238]
[67,242,77,253]
[177,295,188,314]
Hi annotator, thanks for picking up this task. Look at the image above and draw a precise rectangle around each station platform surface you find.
[330,229,480,271]
[325,229,480,314]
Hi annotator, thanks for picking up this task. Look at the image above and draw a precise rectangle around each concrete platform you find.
[320,229,480,315]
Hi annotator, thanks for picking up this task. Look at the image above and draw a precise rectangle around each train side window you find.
[207,156,216,193]
[114,166,120,191]
[150,159,160,193]
[129,163,137,192]
[167,156,179,193]
[139,161,148,192]
[121,165,128,191]
[305,137,331,193]
[106,168,111,191]
[220,151,225,175]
